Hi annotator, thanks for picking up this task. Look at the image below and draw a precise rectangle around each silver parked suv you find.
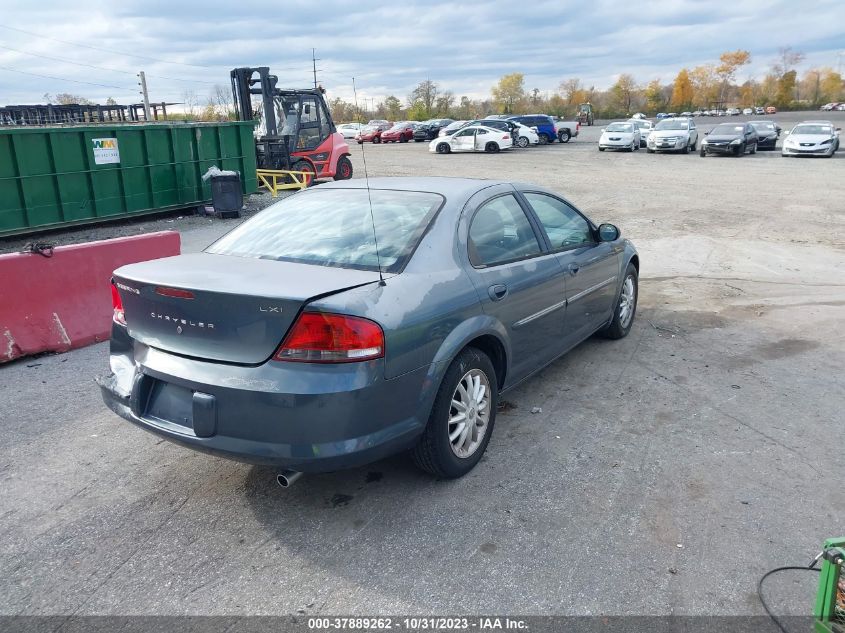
[647,117,699,153]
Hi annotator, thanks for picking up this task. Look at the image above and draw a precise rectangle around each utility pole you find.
[138,71,152,121]
[311,48,320,89]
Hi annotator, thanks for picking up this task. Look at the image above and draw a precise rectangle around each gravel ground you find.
[0,111,842,618]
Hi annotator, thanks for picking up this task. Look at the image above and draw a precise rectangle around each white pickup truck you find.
[552,117,581,143]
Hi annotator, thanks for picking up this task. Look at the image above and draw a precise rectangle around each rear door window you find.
[468,195,542,267]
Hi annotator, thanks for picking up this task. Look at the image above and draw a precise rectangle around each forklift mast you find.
[231,67,284,136]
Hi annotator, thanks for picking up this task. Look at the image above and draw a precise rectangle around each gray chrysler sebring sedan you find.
[99,177,639,481]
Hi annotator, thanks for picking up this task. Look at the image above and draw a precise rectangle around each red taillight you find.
[111,282,126,326]
[274,312,384,363]
[503,134,510,140]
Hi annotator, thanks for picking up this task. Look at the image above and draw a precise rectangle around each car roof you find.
[316,176,511,198]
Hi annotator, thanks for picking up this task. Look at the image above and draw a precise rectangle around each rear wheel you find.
[601,263,638,339]
[411,347,498,479]
[400,134,409,143]
[516,135,529,148]
[333,155,353,180]
[485,142,499,153]
[558,130,571,143]
[538,133,550,145]
[373,136,381,144]
[436,143,451,154]
[750,142,757,154]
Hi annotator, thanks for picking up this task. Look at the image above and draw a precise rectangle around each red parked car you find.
[355,123,391,144]
[380,122,417,143]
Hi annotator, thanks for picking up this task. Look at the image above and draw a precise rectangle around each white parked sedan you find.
[336,123,362,139]
[429,125,513,154]
[781,121,840,157]
[513,122,540,147]
[598,122,641,152]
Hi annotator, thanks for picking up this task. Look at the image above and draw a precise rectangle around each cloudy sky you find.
[1,0,844,109]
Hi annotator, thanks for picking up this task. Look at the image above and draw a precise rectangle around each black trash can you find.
[210,171,243,219]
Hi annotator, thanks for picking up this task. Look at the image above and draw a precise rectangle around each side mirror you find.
[704,131,710,135]
[598,223,620,242]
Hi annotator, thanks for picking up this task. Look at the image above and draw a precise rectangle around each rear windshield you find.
[206,189,444,273]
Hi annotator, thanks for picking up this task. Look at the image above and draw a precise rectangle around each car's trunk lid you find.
[113,253,385,364]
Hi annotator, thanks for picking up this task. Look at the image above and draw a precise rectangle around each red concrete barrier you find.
[0,231,180,363]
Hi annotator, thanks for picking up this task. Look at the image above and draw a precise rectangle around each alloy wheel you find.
[618,275,636,328]
[448,369,491,458]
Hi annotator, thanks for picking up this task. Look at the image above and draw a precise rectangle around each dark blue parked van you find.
[507,114,557,144]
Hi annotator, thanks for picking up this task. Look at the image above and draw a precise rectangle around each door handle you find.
[568,263,580,276]
[488,284,508,301]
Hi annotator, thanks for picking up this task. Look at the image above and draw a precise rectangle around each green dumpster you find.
[0,121,258,237]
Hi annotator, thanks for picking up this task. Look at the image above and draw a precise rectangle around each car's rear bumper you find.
[98,328,437,472]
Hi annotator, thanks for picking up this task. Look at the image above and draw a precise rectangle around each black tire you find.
[291,160,315,187]
[699,148,706,157]
[485,142,499,153]
[598,146,605,151]
[400,135,409,143]
[647,148,654,154]
[373,136,381,144]
[436,142,451,154]
[333,155,353,181]
[736,142,745,156]
[411,347,498,479]
[516,135,529,148]
[690,139,697,151]
[601,263,638,340]
[750,142,757,154]
[357,140,363,145]
[538,133,550,145]
[414,139,424,142]
[558,129,571,143]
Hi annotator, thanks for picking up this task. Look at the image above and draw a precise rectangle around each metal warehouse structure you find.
[0,102,176,127]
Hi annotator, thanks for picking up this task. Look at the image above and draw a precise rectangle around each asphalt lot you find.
[1,111,843,617]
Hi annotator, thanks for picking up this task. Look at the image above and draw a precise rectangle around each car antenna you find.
[352,77,386,286]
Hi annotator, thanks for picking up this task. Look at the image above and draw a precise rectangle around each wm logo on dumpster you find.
[92,138,120,165]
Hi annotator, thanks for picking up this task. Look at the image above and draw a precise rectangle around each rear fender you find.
[430,315,511,387]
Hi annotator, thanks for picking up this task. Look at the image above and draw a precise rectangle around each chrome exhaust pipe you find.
[276,470,303,488]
